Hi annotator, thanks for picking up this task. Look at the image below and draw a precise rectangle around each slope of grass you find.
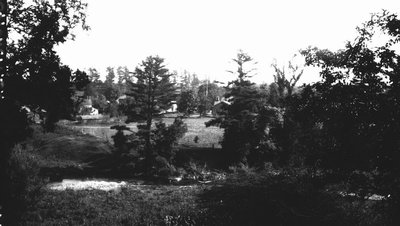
[69,117,223,148]
[21,171,389,225]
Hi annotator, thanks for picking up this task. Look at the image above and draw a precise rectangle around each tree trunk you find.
[144,114,152,175]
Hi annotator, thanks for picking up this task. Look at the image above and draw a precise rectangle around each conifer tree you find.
[207,50,267,165]
[126,56,177,172]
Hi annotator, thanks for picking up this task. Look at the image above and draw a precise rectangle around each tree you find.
[0,0,88,224]
[103,67,119,101]
[116,66,133,95]
[117,66,132,84]
[207,50,273,165]
[4,0,89,131]
[125,56,178,173]
[176,70,201,115]
[291,11,400,203]
[197,80,224,116]
[270,57,303,106]
[179,70,200,91]
[70,69,90,116]
[88,68,100,83]
[105,66,116,84]
[177,89,198,115]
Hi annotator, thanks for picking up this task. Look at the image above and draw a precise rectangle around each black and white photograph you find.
[1,0,400,225]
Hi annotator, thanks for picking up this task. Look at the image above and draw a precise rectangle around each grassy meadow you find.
[14,118,390,225]
[70,117,223,148]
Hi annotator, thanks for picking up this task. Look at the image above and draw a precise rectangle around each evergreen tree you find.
[126,56,177,173]
[105,66,116,84]
[177,89,198,115]
[88,68,100,83]
[207,50,270,165]
[197,80,224,116]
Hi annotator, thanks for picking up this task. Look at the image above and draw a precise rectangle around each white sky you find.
[55,0,400,85]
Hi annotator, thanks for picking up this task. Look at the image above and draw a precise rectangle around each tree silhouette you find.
[0,0,88,224]
[4,0,89,131]
[270,57,303,104]
[126,56,177,173]
[296,10,400,182]
[207,50,269,165]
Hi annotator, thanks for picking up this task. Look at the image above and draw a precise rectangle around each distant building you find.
[79,98,99,116]
[116,95,127,104]
[160,101,178,114]
[212,99,231,116]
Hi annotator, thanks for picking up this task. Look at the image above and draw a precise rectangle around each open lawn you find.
[69,117,223,148]
[22,171,388,225]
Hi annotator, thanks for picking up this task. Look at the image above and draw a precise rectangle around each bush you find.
[152,117,188,161]
[2,144,45,225]
[110,117,187,177]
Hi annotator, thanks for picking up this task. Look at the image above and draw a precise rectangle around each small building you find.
[79,98,99,116]
[160,101,178,114]
[212,100,231,116]
[116,95,127,104]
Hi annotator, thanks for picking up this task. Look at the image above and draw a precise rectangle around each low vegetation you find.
[2,2,400,225]
[1,124,392,225]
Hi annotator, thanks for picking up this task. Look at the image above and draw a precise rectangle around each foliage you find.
[264,12,400,217]
[22,183,202,226]
[177,89,198,115]
[1,0,87,223]
[0,100,31,225]
[87,68,101,83]
[197,81,225,116]
[1,144,45,225]
[125,56,178,174]
[111,125,133,154]
[116,66,132,94]
[5,0,89,131]
[207,50,279,166]
[125,56,177,122]
[111,117,187,177]
[295,11,400,173]
[152,117,188,161]
[269,57,304,107]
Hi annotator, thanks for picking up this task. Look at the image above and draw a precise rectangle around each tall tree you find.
[116,66,132,95]
[207,50,269,165]
[105,66,116,84]
[296,10,400,177]
[270,57,303,102]
[103,66,119,101]
[0,0,88,224]
[197,80,224,116]
[126,56,177,172]
[88,67,100,83]
[5,0,89,131]
[177,89,198,115]
[117,66,132,84]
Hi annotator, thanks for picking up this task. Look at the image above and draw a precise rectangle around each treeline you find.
[79,66,227,117]
[1,0,400,223]
[207,11,400,209]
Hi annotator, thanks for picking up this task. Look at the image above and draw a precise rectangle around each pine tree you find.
[126,56,177,173]
[207,50,266,165]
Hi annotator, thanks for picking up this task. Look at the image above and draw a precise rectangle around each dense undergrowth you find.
[4,122,397,226]
[19,167,392,225]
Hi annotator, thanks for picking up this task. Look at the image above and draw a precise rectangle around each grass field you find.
[22,170,387,225]
[69,117,223,148]
[16,120,390,225]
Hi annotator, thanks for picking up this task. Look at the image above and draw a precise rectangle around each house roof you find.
[82,98,92,106]
[214,100,231,106]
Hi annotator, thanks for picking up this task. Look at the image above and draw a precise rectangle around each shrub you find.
[2,144,45,224]
[111,117,187,177]
[152,117,187,161]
